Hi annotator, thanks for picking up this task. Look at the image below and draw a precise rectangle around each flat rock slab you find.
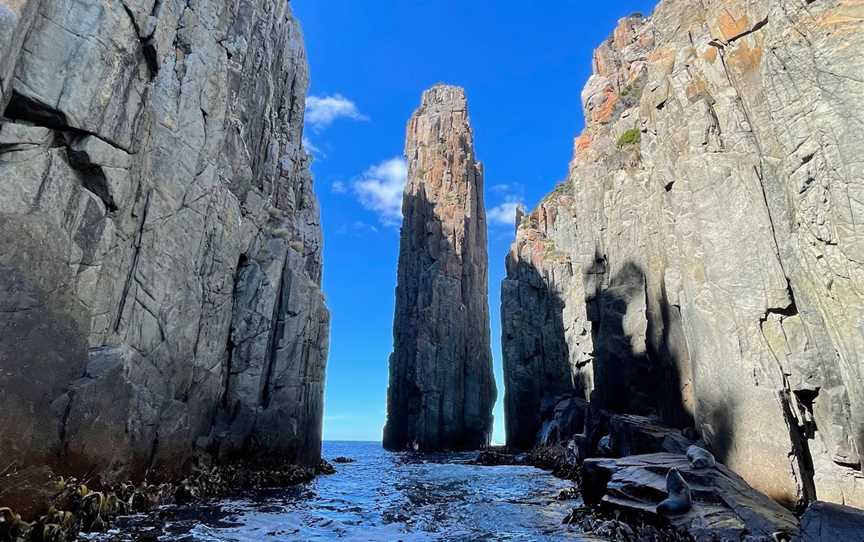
[797,501,864,542]
[583,453,798,541]
[607,413,695,457]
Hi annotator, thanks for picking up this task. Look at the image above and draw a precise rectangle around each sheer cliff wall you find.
[0,0,329,488]
[503,0,864,509]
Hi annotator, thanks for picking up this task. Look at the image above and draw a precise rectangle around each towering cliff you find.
[503,0,864,509]
[0,0,329,495]
[384,85,496,451]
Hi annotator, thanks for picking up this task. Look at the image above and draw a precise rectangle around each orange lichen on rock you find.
[575,132,593,154]
[727,41,764,75]
[591,90,619,124]
[648,47,673,63]
[685,78,708,103]
[715,10,750,41]
[613,18,636,50]
[593,49,612,77]
[818,0,864,31]
[701,46,718,64]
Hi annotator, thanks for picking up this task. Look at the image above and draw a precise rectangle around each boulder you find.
[538,397,588,447]
[606,414,695,457]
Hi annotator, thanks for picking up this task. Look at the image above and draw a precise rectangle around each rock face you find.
[384,85,496,451]
[0,0,329,491]
[503,0,864,509]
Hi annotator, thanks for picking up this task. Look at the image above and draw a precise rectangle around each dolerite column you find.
[383,85,496,451]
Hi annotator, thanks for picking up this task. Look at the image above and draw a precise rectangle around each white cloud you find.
[306,94,368,130]
[487,182,525,227]
[351,220,379,234]
[302,136,325,158]
[331,180,348,194]
[487,200,524,227]
[353,157,408,226]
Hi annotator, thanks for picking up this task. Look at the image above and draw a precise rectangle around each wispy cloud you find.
[331,180,348,194]
[487,200,524,226]
[490,183,521,194]
[302,136,325,158]
[306,94,368,131]
[352,157,407,226]
[336,220,380,236]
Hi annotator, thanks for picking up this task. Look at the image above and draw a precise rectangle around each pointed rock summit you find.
[384,85,496,451]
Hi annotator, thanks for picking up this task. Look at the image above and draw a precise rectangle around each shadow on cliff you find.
[504,246,720,450]
[385,185,496,451]
[585,254,695,430]
[585,254,748,469]
[502,248,583,450]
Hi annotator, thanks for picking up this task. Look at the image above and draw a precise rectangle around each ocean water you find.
[88,441,592,541]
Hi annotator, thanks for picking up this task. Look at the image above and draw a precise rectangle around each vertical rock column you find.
[384,85,496,451]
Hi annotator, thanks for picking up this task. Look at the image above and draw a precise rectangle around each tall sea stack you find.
[384,85,496,451]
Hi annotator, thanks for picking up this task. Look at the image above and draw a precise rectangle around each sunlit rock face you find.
[384,85,496,452]
[0,0,329,490]
[503,0,864,509]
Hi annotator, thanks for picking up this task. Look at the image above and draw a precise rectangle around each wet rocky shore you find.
[0,457,335,542]
[68,442,584,541]
[474,398,864,542]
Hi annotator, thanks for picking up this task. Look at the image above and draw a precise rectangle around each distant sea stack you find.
[384,85,496,451]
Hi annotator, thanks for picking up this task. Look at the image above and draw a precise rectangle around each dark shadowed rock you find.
[797,501,864,542]
[332,457,355,464]
[539,397,588,447]
[383,85,496,451]
[583,453,799,541]
[606,414,695,458]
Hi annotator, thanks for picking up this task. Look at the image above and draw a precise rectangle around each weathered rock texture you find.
[384,85,496,451]
[0,0,329,491]
[503,0,864,510]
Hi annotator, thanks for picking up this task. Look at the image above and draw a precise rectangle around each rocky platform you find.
[583,453,799,541]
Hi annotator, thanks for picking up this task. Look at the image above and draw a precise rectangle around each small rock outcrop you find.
[0,0,329,505]
[503,0,864,510]
[384,85,496,451]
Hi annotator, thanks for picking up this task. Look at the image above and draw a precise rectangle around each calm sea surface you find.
[86,441,594,541]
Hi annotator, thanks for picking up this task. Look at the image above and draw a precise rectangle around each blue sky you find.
[292,0,658,443]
